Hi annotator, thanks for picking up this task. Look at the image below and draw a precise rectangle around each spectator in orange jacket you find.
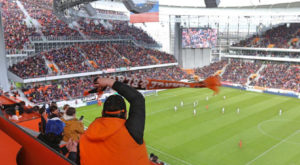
[79,77,149,165]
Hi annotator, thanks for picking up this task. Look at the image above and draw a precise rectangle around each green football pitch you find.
[76,87,300,165]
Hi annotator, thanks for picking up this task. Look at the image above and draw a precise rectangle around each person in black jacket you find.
[38,106,47,134]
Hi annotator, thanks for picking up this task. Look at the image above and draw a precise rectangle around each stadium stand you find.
[233,23,300,49]
[8,43,176,78]
[9,55,49,78]
[18,0,158,45]
[222,60,262,85]
[1,0,158,56]
[43,47,92,74]
[250,63,300,92]
[21,66,191,104]
[194,60,227,79]
[229,22,299,92]
[1,0,39,50]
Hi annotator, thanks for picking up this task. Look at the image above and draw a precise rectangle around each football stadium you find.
[0,0,299,165]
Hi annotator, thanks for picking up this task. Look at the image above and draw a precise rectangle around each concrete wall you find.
[0,11,10,91]
[181,48,211,69]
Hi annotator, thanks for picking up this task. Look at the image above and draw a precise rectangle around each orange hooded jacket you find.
[79,117,150,165]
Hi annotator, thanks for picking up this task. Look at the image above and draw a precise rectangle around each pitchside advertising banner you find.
[130,1,159,23]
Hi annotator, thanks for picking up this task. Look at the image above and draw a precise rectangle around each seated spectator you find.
[37,118,65,152]
[61,107,84,142]
[4,101,25,116]
[37,118,78,162]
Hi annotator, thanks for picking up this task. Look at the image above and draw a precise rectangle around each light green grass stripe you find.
[166,97,289,149]
[144,96,290,164]
[145,90,260,134]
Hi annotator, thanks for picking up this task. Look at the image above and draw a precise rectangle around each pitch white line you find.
[246,130,300,165]
[147,145,192,165]
[257,120,300,145]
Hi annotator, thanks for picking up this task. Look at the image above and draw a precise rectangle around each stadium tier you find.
[8,43,176,78]
[1,0,39,50]
[250,63,300,92]
[222,59,262,85]
[194,60,299,92]
[21,66,192,104]
[194,60,228,79]
[233,23,300,49]
[2,0,158,53]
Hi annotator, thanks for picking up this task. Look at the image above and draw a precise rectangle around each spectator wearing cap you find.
[37,118,78,162]
[37,118,65,152]
[61,107,84,142]
[79,77,149,165]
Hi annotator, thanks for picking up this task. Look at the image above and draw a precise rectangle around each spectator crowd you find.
[194,60,227,79]
[9,56,49,78]
[222,60,262,85]
[9,43,176,78]
[1,0,39,50]
[250,63,300,92]
[194,59,299,92]
[233,23,300,49]
[21,66,191,104]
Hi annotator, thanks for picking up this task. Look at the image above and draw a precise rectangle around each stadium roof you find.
[157,0,300,8]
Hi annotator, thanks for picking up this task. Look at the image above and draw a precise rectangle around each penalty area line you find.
[146,145,192,165]
[246,130,300,165]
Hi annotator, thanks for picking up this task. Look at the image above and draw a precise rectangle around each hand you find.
[94,77,115,89]
[66,139,78,152]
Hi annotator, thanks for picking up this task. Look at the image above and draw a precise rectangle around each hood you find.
[63,114,76,121]
[84,117,125,141]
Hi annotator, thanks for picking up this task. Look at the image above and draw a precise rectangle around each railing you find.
[72,9,129,21]
[8,63,178,83]
[221,53,300,62]
[29,35,161,48]
[5,43,35,56]
[29,35,84,41]
[230,46,300,52]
